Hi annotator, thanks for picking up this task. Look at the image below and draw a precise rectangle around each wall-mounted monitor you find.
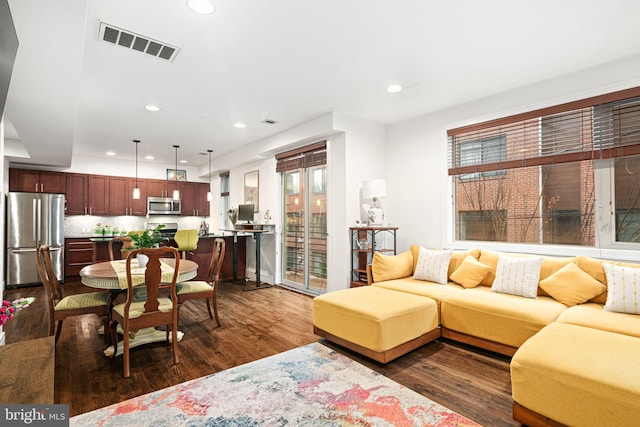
[238,204,255,223]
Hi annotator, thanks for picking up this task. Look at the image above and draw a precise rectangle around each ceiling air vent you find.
[98,22,180,62]
[262,119,278,125]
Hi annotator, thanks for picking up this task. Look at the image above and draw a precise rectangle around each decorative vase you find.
[228,210,238,228]
[137,254,149,268]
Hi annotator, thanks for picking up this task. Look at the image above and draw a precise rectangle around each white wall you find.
[386,54,640,256]
[209,112,385,291]
[0,118,5,345]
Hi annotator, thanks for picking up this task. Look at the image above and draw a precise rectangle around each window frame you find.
[448,86,640,255]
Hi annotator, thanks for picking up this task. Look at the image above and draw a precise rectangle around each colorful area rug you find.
[70,342,479,426]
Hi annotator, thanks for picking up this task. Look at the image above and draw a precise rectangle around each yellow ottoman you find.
[511,322,640,427]
[313,286,440,363]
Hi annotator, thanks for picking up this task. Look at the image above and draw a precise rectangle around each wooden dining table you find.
[79,258,199,358]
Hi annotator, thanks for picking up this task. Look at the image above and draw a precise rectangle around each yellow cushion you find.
[576,256,640,304]
[449,255,491,288]
[447,248,481,278]
[538,256,576,281]
[312,286,438,353]
[113,297,174,319]
[537,256,576,296]
[575,255,607,283]
[371,250,413,282]
[372,279,464,323]
[441,286,566,348]
[538,263,607,307]
[478,249,501,286]
[511,322,640,427]
[55,292,110,311]
[176,281,213,295]
[557,303,640,339]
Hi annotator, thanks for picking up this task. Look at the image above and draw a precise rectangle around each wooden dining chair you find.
[110,246,181,378]
[108,236,133,261]
[36,244,111,345]
[176,237,225,326]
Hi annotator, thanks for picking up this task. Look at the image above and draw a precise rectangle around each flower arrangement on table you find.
[126,225,166,268]
[0,297,36,327]
[127,225,166,249]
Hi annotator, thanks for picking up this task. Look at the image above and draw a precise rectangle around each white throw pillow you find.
[413,247,452,285]
[603,262,640,314]
[491,255,542,299]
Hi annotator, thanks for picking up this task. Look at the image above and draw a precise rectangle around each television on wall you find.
[238,204,255,223]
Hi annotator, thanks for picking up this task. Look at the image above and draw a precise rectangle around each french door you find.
[281,165,327,294]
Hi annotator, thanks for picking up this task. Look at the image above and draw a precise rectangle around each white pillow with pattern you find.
[491,255,542,298]
[603,262,640,314]
[413,247,452,285]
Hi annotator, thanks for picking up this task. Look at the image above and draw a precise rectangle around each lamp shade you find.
[362,179,387,199]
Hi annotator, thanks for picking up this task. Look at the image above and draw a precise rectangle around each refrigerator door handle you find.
[11,248,38,253]
[33,199,38,241]
[37,198,42,244]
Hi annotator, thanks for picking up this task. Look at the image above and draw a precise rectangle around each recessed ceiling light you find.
[145,104,161,112]
[386,84,403,93]
[106,151,116,156]
[180,160,188,164]
[234,122,246,129]
[145,155,155,160]
[187,0,215,15]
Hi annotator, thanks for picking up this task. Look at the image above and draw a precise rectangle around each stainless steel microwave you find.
[147,197,181,215]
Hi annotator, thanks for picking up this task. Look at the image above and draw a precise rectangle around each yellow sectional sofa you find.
[353,244,640,426]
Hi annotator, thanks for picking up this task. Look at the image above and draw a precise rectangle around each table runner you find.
[110,259,176,289]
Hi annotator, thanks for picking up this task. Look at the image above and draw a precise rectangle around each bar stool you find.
[173,229,199,259]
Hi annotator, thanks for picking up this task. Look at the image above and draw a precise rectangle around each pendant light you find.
[132,139,141,199]
[172,145,180,200]
[206,149,213,201]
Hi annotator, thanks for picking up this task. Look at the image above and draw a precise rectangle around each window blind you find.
[275,141,327,172]
[448,87,640,176]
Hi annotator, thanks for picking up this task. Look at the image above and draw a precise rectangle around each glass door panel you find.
[281,166,327,294]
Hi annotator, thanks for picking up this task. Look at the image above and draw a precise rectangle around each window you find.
[459,135,506,179]
[458,210,507,241]
[614,155,640,243]
[312,167,326,193]
[311,212,326,239]
[285,172,300,194]
[448,87,640,248]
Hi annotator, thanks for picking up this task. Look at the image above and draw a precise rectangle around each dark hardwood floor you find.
[4,281,519,426]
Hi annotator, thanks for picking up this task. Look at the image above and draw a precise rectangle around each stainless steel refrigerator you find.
[6,192,65,288]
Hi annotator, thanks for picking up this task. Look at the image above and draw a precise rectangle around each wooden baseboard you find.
[441,328,518,357]
[513,402,567,427]
[313,326,441,364]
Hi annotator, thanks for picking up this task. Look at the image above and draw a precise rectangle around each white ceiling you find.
[5,0,640,173]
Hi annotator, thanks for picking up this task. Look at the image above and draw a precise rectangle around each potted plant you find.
[128,225,165,267]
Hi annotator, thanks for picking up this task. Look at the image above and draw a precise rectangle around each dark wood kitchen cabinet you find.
[9,168,66,193]
[65,173,89,215]
[147,179,178,198]
[65,173,110,215]
[109,176,147,216]
[180,182,210,216]
[65,238,96,278]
